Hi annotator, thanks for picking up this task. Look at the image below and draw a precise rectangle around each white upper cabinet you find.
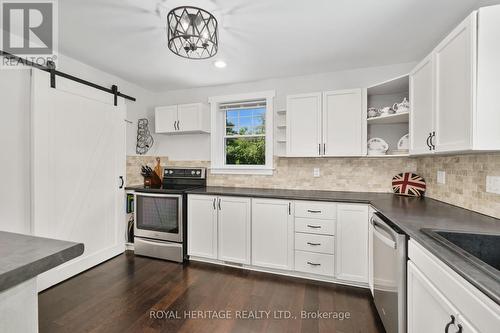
[286,90,364,157]
[217,196,251,265]
[410,6,500,154]
[155,103,209,134]
[434,13,476,153]
[155,105,178,133]
[335,204,369,284]
[251,198,293,270]
[286,93,322,157]
[410,55,435,155]
[323,89,364,156]
[475,5,500,150]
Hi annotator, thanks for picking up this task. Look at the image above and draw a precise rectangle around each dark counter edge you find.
[127,185,500,305]
[0,238,84,293]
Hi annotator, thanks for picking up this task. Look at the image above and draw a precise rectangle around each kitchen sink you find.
[421,229,500,280]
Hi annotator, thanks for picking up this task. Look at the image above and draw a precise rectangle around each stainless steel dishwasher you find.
[371,212,407,333]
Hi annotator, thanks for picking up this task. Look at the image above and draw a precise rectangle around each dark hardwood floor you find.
[39,252,385,333]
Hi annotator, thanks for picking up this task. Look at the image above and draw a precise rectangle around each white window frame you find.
[209,90,275,175]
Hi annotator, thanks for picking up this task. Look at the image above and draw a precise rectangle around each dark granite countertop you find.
[0,231,84,293]
[186,186,500,304]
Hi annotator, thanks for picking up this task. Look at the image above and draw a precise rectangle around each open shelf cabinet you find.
[366,75,410,156]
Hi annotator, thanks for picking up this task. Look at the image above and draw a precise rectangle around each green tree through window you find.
[225,107,266,165]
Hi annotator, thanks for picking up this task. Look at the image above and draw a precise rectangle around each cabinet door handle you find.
[213,198,216,210]
[431,131,436,150]
[307,209,322,213]
[318,143,321,155]
[307,224,321,229]
[218,198,221,210]
[445,315,455,333]
[119,176,124,189]
[323,143,326,155]
[426,133,432,150]
[307,261,321,266]
[288,202,291,215]
[307,242,321,246]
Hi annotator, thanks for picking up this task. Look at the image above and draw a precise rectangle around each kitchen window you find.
[209,91,275,175]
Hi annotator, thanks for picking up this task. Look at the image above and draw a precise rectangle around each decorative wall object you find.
[136,118,154,155]
[392,172,426,196]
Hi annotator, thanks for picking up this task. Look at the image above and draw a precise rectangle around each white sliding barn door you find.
[32,70,126,291]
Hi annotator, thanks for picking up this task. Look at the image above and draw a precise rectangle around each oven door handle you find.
[136,237,173,246]
[134,192,182,198]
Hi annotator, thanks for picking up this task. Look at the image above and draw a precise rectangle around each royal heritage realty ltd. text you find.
[150,310,352,321]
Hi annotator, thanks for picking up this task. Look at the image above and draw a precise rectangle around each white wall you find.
[0,70,31,234]
[145,62,416,161]
[0,54,155,234]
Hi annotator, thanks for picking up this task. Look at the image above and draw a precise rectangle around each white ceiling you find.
[59,0,497,91]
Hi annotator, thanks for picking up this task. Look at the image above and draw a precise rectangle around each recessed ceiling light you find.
[214,60,227,68]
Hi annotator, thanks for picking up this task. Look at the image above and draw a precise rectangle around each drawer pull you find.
[307,224,321,229]
[307,209,322,213]
[307,242,321,246]
[307,261,321,266]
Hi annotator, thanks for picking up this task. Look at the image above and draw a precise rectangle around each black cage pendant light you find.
[167,6,218,59]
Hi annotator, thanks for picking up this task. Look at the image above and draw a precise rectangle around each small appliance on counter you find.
[134,167,207,263]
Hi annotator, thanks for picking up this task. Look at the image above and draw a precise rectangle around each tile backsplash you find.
[416,153,500,219]
[208,157,417,192]
[126,153,500,219]
[127,156,417,192]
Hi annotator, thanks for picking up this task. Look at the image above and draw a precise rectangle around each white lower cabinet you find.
[187,195,250,264]
[251,198,293,270]
[407,261,477,333]
[188,196,371,285]
[188,195,218,259]
[295,250,334,276]
[218,196,251,264]
[294,233,334,254]
[408,240,500,333]
[335,204,369,284]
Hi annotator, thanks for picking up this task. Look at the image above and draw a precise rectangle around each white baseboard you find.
[37,244,125,292]
[189,256,369,290]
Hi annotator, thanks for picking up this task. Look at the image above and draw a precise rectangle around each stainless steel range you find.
[134,167,206,262]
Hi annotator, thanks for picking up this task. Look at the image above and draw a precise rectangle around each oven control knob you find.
[169,170,173,174]
[191,170,195,175]
[196,170,201,175]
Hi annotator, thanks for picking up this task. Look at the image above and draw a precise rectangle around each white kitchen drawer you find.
[295,233,334,254]
[295,250,334,276]
[295,217,335,235]
[295,201,337,220]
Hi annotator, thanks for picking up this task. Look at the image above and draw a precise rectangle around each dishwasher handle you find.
[371,215,398,249]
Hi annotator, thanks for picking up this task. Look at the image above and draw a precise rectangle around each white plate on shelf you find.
[398,134,409,150]
[368,149,387,156]
[367,138,389,152]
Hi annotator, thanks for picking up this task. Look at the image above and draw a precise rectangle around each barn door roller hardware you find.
[0,50,136,106]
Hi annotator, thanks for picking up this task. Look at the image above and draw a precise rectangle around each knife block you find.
[144,173,162,188]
